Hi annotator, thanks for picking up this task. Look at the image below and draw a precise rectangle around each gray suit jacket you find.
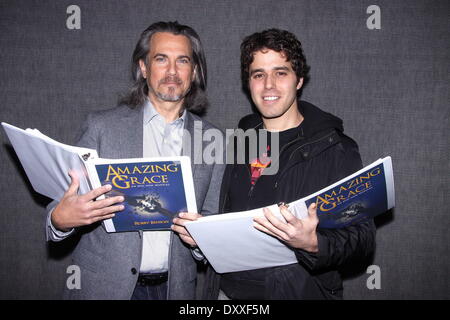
[46,104,225,299]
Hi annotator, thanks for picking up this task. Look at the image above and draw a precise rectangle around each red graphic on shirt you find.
[250,146,271,185]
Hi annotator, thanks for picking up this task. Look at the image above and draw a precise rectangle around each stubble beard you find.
[156,87,183,102]
[149,77,191,103]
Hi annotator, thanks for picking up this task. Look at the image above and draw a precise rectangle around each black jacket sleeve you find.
[295,135,376,271]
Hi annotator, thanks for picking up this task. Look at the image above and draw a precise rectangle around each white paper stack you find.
[2,122,97,200]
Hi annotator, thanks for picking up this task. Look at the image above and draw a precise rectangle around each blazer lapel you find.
[183,112,202,175]
[118,105,144,158]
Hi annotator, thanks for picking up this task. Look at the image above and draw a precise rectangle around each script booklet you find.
[2,122,197,233]
[88,157,197,232]
[185,156,394,273]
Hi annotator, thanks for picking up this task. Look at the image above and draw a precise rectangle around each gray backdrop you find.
[0,0,448,299]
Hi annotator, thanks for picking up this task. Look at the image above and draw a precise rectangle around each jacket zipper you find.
[274,131,337,188]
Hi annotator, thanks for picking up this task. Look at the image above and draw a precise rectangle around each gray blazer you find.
[46,104,225,299]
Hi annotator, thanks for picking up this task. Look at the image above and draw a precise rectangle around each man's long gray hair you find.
[119,21,208,115]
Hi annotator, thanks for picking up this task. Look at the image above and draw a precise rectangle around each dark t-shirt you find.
[221,124,303,299]
[228,124,302,212]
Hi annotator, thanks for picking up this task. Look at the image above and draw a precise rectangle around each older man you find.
[46,21,224,300]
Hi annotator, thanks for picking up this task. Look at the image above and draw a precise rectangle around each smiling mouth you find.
[263,96,280,101]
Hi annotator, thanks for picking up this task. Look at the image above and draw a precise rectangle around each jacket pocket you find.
[72,247,106,273]
[316,271,343,299]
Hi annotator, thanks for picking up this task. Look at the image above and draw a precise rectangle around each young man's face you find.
[248,49,303,120]
[139,32,195,104]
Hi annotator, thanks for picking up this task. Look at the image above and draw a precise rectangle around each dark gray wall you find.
[0,0,448,299]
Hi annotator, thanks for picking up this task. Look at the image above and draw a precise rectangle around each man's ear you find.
[296,77,304,90]
[139,59,147,79]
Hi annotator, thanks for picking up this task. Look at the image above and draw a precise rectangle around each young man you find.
[46,21,224,300]
[201,28,376,299]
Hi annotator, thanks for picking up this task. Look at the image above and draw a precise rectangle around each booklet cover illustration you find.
[95,160,189,232]
[304,160,391,228]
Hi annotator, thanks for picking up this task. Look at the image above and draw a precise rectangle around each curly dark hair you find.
[240,28,310,93]
[119,21,208,115]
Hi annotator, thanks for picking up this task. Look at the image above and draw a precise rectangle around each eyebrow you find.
[152,53,192,61]
[250,66,290,75]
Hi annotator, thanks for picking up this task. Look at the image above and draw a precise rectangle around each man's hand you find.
[51,170,125,232]
[253,203,319,253]
[171,212,202,247]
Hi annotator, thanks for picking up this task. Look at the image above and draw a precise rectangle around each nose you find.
[167,59,177,76]
[264,74,275,90]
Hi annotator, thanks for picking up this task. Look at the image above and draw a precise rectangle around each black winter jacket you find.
[201,101,376,300]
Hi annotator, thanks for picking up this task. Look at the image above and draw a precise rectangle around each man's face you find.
[248,49,303,120]
[139,32,195,104]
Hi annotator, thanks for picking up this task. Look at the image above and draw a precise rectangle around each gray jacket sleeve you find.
[45,201,75,242]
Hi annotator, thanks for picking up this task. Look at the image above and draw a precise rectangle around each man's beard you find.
[156,87,184,102]
[148,75,191,102]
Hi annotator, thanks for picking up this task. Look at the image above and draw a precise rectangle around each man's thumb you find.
[67,170,80,195]
[308,202,318,221]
